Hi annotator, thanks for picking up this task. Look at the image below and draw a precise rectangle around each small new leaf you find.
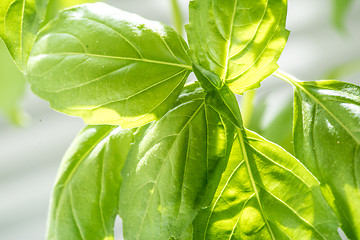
[292,80,360,239]
[27,3,192,128]
[119,83,235,240]
[192,129,340,240]
[48,125,137,240]
[0,0,49,71]
[186,0,289,94]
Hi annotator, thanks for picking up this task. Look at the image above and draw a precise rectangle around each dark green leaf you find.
[192,128,340,240]
[48,125,137,240]
[186,0,289,94]
[0,0,49,71]
[292,80,360,239]
[27,3,192,128]
[119,82,235,240]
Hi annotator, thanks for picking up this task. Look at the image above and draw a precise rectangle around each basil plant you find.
[1,0,359,239]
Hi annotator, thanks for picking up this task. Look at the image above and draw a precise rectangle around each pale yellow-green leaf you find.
[187,0,289,94]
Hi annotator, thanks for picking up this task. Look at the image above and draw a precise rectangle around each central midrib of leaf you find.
[19,0,26,61]
[136,101,205,239]
[236,129,276,239]
[294,81,360,145]
[32,52,193,71]
[221,0,238,80]
[274,70,360,145]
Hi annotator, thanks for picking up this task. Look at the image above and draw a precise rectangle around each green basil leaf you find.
[27,3,192,128]
[292,80,360,239]
[192,128,340,240]
[186,0,289,94]
[119,83,235,240]
[0,0,49,71]
[0,40,27,125]
[48,125,137,240]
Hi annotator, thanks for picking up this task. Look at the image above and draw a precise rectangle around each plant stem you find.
[241,89,256,128]
[273,69,300,85]
[170,0,183,35]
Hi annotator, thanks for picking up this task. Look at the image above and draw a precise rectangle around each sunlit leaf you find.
[119,82,235,240]
[27,3,192,128]
[0,0,49,71]
[48,125,137,240]
[292,80,360,239]
[186,0,289,94]
[192,128,340,240]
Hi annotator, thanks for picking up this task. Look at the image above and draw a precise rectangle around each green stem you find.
[170,0,183,35]
[273,69,300,85]
[241,89,256,128]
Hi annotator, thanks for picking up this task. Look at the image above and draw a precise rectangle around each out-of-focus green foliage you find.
[0,41,27,126]
[325,58,360,80]
[246,94,294,154]
[332,0,353,30]
[45,0,98,23]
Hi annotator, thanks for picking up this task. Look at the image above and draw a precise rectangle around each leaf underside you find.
[187,0,289,94]
[27,3,192,128]
[293,80,360,239]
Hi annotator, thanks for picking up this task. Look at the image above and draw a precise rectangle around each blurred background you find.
[0,0,359,239]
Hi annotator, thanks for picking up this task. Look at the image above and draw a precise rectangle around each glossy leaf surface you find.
[48,125,136,240]
[119,83,235,240]
[292,80,360,239]
[0,0,48,71]
[192,128,340,240]
[27,3,192,128]
[187,0,289,94]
